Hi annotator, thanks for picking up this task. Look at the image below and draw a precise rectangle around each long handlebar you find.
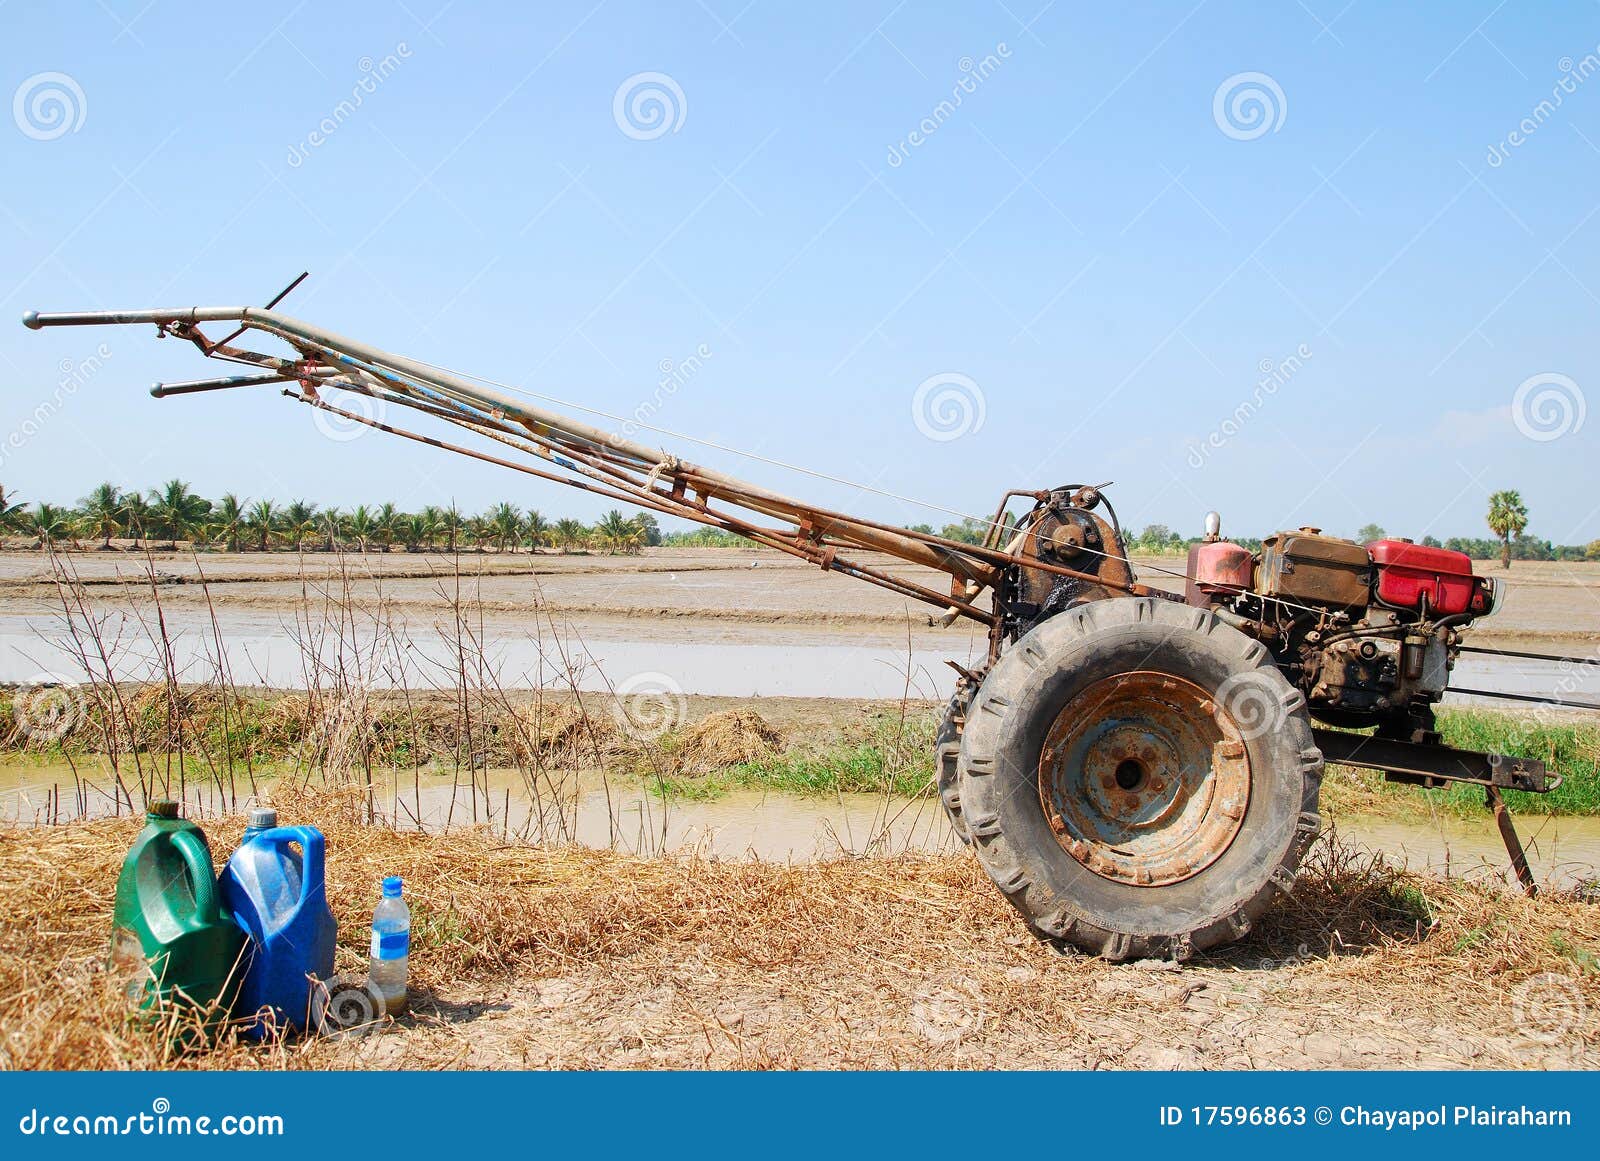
[22,303,1145,624]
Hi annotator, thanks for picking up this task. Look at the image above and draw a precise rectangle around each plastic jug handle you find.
[257,825,326,906]
[170,828,219,920]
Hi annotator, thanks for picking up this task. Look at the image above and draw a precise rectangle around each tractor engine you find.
[1184,522,1501,733]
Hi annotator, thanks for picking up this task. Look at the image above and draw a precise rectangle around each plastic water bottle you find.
[368,876,410,1016]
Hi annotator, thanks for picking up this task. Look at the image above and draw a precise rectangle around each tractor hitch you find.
[1310,728,1553,896]
[1309,729,1556,795]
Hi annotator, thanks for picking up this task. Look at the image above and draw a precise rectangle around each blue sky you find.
[2,1,1597,543]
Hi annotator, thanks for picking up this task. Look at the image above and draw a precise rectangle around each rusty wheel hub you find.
[1038,671,1251,886]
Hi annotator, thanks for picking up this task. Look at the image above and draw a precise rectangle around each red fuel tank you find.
[1367,539,1488,616]
[1186,540,1255,606]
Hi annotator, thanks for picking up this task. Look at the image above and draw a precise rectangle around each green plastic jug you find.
[109,802,246,1028]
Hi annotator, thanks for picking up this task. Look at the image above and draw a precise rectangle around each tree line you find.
[0,480,752,555]
[0,482,1588,565]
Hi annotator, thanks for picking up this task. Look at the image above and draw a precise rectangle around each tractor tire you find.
[935,686,973,845]
[956,597,1323,961]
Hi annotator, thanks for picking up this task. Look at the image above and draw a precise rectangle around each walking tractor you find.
[23,290,1599,961]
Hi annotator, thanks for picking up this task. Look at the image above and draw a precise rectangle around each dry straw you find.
[2,790,1595,1070]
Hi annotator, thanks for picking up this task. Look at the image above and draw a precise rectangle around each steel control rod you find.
[26,303,1154,624]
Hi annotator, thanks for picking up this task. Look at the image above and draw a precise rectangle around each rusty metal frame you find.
[1310,727,1553,896]
[1309,729,1556,795]
[22,303,1163,627]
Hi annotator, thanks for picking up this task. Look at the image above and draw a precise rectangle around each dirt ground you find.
[2,546,1597,648]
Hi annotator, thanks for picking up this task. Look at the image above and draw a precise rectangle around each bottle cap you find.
[382,876,403,898]
[146,801,179,820]
[246,806,278,829]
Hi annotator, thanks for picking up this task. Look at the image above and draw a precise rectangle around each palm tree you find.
[487,502,522,553]
[283,500,319,552]
[595,509,640,554]
[373,503,402,553]
[246,499,279,552]
[419,506,444,552]
[399,511,434,553]
[524,509,549,553]
[211,493,247,553]
[147,479,211,550]
[28,503,74,547]
[345,505,376,553]
[318,507,343,553]
[440,504,465,553]
[1487,490,1529,571]
[0,484,23,532]
[553,518,587,553]
[79,482,124,550]
[117,491,151,548]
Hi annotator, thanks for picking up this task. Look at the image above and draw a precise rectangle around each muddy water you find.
[0,760,959,859]
[1333,814,1600,888]
[5,760,1597,888]
[0,607,1592,705]
[0,608,979,700]
[415,781,962,859]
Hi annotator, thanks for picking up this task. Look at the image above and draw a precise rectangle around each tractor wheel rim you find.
[1038,670,1251,886]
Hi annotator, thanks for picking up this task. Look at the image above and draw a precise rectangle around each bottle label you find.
[371,929,409,959]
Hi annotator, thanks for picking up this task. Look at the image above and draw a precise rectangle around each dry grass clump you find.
[2,794,1596,1070]
[258,692,313,750]
[671,709,782,772]
[504,701,621,765]
[0,685,638,773]
[0,684,232,755]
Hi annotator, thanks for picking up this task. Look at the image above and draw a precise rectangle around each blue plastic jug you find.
[218,813,337,1034]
